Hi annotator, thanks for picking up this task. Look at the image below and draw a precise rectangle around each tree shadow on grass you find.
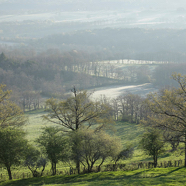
[1,168,185,186]
[0,170,148,186]
[140,152,171,162]
[154,167,184,178]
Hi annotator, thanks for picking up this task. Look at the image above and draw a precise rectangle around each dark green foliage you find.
[24,146,47,177]
[140,130,165,168]
[70,129,122,173]
[43,87,113,173]
[144,73,186,167]
[37,127,70,175]
[0,84,26,127]
[0,128,28,180]
[112,145,134,170]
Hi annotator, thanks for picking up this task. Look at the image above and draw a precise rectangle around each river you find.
[91,83,157,99]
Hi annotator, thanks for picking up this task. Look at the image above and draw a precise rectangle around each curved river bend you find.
[91,83,157,99]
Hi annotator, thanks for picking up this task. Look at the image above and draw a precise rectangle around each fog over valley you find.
[0,0,186,100]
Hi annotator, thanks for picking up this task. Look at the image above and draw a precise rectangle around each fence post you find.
[174,161,177,167]
[164,161,167,168]
[168,161,172,167]
[160,162,163,167]
[178,160,182,167]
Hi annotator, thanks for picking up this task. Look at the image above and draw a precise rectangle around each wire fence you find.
[0,159,184,181]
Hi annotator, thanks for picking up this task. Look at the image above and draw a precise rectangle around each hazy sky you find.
[0,0,186,11]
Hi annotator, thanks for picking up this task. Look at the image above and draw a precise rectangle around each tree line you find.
[0,85,133,180]
[0,51,152,100]
[1,73,186,180]
[2,46,186,104]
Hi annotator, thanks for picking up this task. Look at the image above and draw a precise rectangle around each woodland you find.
[1,1,186,185]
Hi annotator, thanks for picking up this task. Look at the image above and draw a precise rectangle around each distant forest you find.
[32,28,186,62]
[1,27,186,110]
[2,28,186,63]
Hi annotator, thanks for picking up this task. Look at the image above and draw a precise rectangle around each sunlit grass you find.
[1,167,186,186]
[0,111,184,183]
[23,112,185,164]
[23,110,59,142]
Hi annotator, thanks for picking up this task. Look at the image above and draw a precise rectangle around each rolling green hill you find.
[0,111,185,185]
[1,167,186,186]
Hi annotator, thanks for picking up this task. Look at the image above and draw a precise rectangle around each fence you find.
[0,169,70,181]
[103,159,184,172]
[0,159,184,181]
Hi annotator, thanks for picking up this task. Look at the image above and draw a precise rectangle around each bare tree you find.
[43,87,113,173]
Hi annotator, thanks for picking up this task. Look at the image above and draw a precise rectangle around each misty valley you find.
[1,0,186,185]
[1,1,186,103]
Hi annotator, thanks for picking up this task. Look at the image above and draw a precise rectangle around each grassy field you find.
[0,110,185,184]
[1,167,186,186]
[23,110,52,142]
[23,110,185,164]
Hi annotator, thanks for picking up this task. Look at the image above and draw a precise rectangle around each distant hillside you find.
[31,28,186,63]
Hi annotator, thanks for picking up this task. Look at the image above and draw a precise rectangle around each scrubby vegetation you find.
[1,74,186,185]
[1,60,186,186]
[1,1,186,185]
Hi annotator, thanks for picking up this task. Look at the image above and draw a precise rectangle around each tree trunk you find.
[89,162,95,173]
[52,162,56,175]
[185,134,186,167]
[7,166,12,180]
[40,164,46,177]
[153,155,157,168]
[97,158,105,172]
[113,163,117,171]
[76,160,80,174]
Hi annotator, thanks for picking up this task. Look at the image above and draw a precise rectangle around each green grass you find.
[114,121,144,146]
[0,111,185,184]
[23,112,185,163]
[1,167,186,186]
[24,110,57,142]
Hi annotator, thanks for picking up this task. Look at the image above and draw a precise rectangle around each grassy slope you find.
[0,111,185,185]
[1,167,186,186]
[24,111,184,163]
[114,121,184,164]
[23,110,51,142]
